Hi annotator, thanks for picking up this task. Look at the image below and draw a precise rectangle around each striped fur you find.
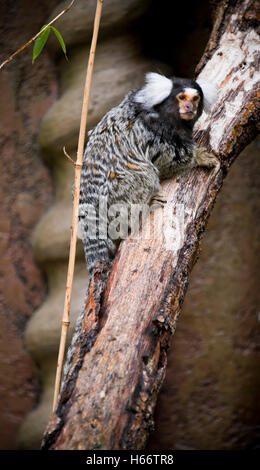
[62,74,218,384]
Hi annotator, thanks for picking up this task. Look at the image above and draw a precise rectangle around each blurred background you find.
[0,0,259,450]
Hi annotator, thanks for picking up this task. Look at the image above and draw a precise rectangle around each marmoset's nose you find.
[184,101,193,112]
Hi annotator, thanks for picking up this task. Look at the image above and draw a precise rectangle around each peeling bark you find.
[42,0,260,450]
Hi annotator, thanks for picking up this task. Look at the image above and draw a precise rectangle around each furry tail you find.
[83,237,117,277]
[62,286,90,384]
[61,238,116,388]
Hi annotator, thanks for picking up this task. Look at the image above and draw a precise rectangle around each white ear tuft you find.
[196,78,219,113]
[134,72,173,109]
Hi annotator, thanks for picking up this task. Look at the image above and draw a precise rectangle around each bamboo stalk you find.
[52,0,103,412]
[0,0,76,70]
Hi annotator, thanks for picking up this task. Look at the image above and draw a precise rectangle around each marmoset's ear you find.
[134,72,173,109]
[196,78,219,113]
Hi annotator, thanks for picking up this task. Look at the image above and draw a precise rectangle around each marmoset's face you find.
[176,88,201,120]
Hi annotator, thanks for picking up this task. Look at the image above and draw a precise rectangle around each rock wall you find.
[0,0,58,450]
[13,0,260,450]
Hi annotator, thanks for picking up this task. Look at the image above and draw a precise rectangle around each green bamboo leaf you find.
[32,25,51,63]
[51,26,68,60]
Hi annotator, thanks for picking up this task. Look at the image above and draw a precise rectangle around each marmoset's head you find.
[134,73,218,126]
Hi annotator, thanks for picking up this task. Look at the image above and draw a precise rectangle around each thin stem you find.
[0,0,75,70]
[52,0,103,412]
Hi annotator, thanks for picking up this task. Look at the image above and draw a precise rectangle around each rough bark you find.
[42,0,260,450]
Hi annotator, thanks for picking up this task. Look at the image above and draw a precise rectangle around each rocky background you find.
[0,0,259,450]
[0,0,58,450]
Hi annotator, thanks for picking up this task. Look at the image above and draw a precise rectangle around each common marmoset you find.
[63,72,219,381]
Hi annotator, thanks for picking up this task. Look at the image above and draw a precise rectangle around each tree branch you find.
[42,0,260,450]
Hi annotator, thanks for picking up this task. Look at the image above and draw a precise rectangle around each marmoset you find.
[63,72,219,381]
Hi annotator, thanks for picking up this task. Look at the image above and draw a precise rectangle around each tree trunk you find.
[42,0,260,450]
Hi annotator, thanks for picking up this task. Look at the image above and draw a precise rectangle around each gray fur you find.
[62,73,219,386]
